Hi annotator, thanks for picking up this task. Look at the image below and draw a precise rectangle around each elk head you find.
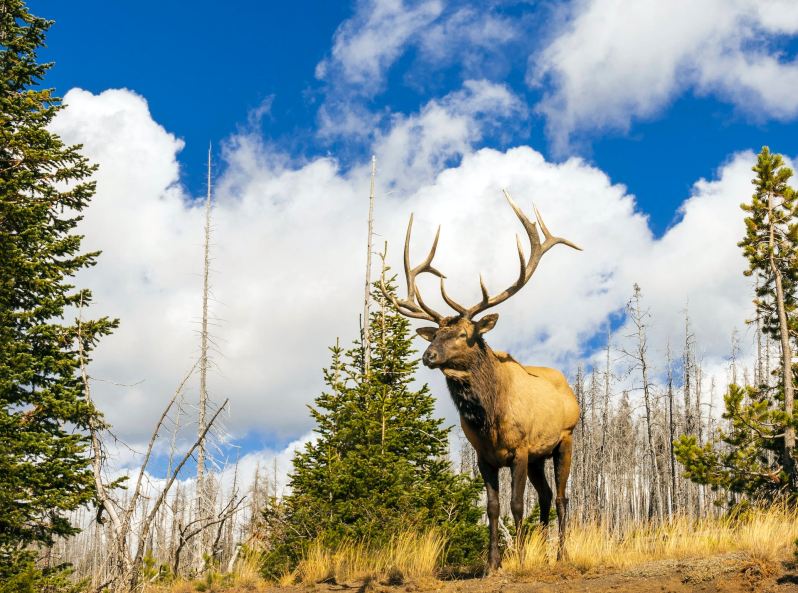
[381,191,581,374]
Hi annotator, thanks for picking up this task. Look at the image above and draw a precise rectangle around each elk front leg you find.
[553,433,573,560]
[510,451,528,540]
[477,456,501,571]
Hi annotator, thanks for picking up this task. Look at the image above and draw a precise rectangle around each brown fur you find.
[444,340,502,432]
[385,196,582,571]
[418,315,579,570]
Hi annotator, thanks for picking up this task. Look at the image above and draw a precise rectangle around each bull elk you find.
[381,191,581,569]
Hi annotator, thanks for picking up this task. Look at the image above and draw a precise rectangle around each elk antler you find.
[440,190,582,319]
[380,214,446,323]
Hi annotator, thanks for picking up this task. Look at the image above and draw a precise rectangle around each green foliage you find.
[739,147,798,342]
[675,384,797,497]
[0,0,117,585]
[261,280,484,577]
[676,147,798,500]
[192,568,230,592]
[522,503,556,528]
[0,558,86,593]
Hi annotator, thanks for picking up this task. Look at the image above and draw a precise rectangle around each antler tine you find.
[411,224,446,321]
[440,278,468,316]
[380,270,434,321]
[413,277,443,321]
[515,234,527,283]
[381,214,446,323]
[462,190,581,318]
[402,214,415,296]
[504,189,538,244]
[418,225,445,280]
[479,274,490,304]
[533,205,583,252]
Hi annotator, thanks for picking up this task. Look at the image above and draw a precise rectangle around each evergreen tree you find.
[0,0,117,585]
[262,280,483,577]
[675,384,791,497]
[675,147,798,498]
[741,147,798,484]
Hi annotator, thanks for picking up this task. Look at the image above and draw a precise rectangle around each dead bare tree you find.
[80,316,232,592]
[195,144,215,571]
[666,342,677,517]
[623,284,663,521]
[596,329,612,521]
[171,485,245,576]
[362,155,377,376]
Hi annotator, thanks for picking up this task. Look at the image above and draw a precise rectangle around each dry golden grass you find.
[230,550,270,591]
[290,529,447,584]
[145,552,271,593]
[150,506,798,590]
[505,504,798,576]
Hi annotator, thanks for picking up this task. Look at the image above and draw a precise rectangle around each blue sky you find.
[35,1,798,236]
[34,1,798,469]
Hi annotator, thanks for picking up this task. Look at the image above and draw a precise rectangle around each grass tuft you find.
[292,529,447,584]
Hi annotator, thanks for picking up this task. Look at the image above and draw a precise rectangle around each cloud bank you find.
[52,84,757,457]
[532,0,798,149]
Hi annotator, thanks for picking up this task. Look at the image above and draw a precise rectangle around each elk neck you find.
[443,340,503,433]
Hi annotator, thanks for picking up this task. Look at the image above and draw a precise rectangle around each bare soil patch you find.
[252,553,798,593]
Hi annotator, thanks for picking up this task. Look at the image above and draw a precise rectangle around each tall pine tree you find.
[675,147,798,499]
[741,147,798,485]
[0,0,117,587]
[262,280,483,577]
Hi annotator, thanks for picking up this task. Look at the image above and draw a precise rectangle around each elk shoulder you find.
[493,351,569,391]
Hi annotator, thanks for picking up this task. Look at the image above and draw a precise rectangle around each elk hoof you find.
[485,553,501,575]
[484,563,502,577]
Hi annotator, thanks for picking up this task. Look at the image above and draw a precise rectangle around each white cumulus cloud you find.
[531,0,798,150]
[314,0,525,140]
[317,0,444,92]
[52,85,761,461]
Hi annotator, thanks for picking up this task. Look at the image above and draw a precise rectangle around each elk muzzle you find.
[422,346,441,368]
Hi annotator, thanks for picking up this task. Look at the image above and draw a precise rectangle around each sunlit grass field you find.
[504,504,798,575]
[149,505,798,591]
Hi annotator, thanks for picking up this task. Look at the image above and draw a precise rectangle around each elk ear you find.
[474,313,499,335]
[416,327,437,342]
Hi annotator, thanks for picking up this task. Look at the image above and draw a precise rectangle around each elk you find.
[381,191,581,569]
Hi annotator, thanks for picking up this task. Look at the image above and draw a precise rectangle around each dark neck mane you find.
[444,342,501,433]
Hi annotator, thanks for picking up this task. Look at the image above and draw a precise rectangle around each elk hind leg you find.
[527,459,552,533]
[553,433,573,560]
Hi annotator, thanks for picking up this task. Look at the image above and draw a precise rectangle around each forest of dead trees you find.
[40,153,789,591]
[55,292,776,590]
[459,303,769,531]
[52,201,778,589]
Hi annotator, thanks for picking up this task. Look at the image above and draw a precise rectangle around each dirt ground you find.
[264,553,798,593]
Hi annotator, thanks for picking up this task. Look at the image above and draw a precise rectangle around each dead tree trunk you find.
[625,284,663,521]
[362,155,376,376]
[196,145,213,570]
[682,307,695,513]
[596,331,612,522]
[767,187,796,487]
[666,342,677,517]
